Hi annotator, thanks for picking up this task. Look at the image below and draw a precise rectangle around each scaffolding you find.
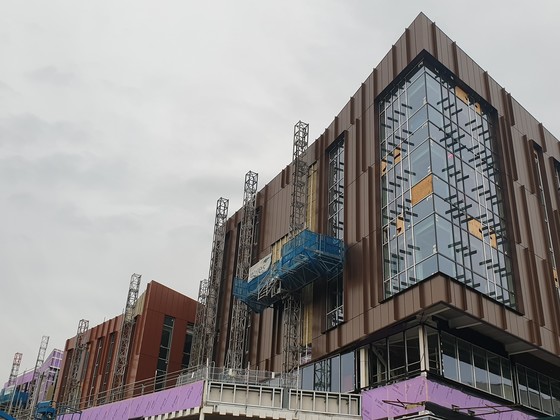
[226,171,258,370]
[234,230,344,311]
[110,273,142,402]
[63,319,89,409]
[190,197,229,368]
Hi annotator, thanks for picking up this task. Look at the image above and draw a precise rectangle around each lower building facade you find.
[0,348,63,416]
[54,280,197,410]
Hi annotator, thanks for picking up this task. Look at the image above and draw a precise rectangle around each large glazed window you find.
[156,315,174,390]
[380,62,515,307]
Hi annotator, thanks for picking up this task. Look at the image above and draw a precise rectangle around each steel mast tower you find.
[225,171,259,370]
[24,335,49,419]
[189,197,229,368]
[63,319,89,409]
[282,121,309,376]
[110,273,141,402]
[6,352,22,415]
[7,352,22,387]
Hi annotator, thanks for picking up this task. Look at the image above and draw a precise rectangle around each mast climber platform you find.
[233,122,344,375]
[191,122,344,376]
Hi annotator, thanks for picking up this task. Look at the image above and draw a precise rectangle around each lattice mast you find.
[7,352,22,387]
[110,273,141,401]
[225,171,259,370]
[189,197,229,368]
[6,352,22,414]
[282,121,309,375]
[63,319,89,408]
[26,335,49,416]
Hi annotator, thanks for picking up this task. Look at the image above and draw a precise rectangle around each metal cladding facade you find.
[214,12,560,417]
[54,281,197,409]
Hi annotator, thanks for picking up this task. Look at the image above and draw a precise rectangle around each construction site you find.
[3,12,560,420]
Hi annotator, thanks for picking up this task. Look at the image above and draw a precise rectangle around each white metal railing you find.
[288,388,361,416]
[59,364,361,418]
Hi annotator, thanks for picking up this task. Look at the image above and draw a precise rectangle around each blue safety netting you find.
[234,230,344,313]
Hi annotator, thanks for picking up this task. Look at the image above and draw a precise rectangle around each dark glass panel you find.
[426,327,441,373]
[473,347,489,392]
[331,355,341,392]
[301,365,313,390]
[416,255,438,281]
[412,195,434,224]
[540,375,553,415]
[426,75,442,112]
[409,106,428,133]
[458,341,474,386]
[487,355,503,397]
[407,74,426,115]
[414,216,436,262]
[441,334,458,381]
[388,332,406,379]
[371,339,387,385]
[410,140,431,184]
[527,369,542,410]
[405,328,421,373]
[435,215,454,260]
[518,366,529,406]
[341,352,355,392]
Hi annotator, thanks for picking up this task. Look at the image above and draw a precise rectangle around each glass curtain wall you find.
[299,325,560,416]
[380,62,515,308]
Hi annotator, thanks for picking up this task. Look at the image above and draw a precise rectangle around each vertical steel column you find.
[283,121,309,377]
[190,197,229,368]
[226,171,258,370]
[110,273,142,402]
[63,319,89,409]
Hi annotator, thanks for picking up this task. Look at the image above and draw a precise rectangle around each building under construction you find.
[188,12,560,420]
[0,347,62,417]
[13,12,560,420]
[53,280,197,411]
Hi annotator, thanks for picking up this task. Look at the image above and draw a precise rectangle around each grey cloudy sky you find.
[1,1,559,382]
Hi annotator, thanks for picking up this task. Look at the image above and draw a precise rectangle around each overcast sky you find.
[1,1,559,383]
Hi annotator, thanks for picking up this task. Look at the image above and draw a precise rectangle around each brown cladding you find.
[215,13,560,371]
[54,281,197,408]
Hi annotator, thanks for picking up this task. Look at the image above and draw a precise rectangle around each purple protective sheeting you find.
[58,380,204,420]
[362,376,536,420]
